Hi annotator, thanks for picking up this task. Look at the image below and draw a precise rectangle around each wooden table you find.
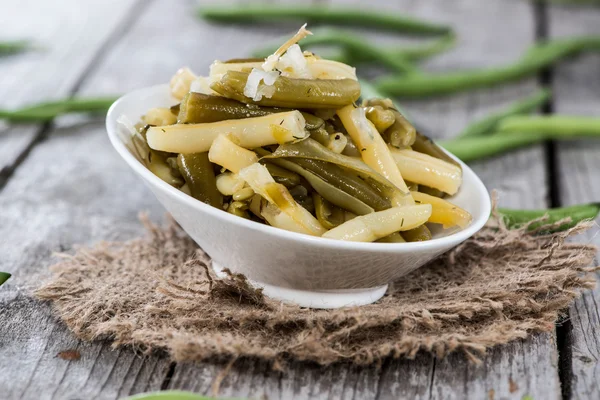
[1,1,599,399]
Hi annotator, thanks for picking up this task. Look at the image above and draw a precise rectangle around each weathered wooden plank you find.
[0,0,140,176]
[548,4,600,399]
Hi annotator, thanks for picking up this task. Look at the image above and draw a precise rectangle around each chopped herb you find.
[161,128,166,133]
[415,200,421,203]
[361,148,367,152]
[279,119,284,125]
[401,218,404,227]
[292,135,303,139]
[307,87,312,94]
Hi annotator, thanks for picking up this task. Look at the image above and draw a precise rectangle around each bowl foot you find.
[212,262,388,309]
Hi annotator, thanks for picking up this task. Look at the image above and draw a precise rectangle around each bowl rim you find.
[106,84,492,253]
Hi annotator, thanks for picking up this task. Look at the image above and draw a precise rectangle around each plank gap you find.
[0,122,51,191]
[160,362,177,391]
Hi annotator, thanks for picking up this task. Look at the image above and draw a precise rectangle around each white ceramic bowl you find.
[106,84,491,309]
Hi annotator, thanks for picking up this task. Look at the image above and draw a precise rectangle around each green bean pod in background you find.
[177,153,223,208]
[439,134,546,163]
[457,89,551,138]
[375,36,600,97]
[211,71,361,109]
[124,390,229,400]
[0,272,11,287]
[498,203,600,233]
[497,115,600,138]
[199,5,452,36]
[0,97,118,122]
[0,40,31,56]
[252,28,456,67]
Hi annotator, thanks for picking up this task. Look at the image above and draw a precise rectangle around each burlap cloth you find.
[35,213,598,366]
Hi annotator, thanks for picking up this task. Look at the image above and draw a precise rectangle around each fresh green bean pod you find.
[124,390,219,400]
[253,28,455,64]
[0,40,32,56]
[458,89,551,138]
[313,193,346,229]
[497,115,600,138]
[211,71,361,109]
[177,153,223,208]
[0,97,118,122]
[177,92,324,129]
[402,224,433,242]
[199,5,452,36]
[412,133,461,168]
[375,36,600,97]
[0,272,11,287]
[439,133,546,162]
[498,203,600,233]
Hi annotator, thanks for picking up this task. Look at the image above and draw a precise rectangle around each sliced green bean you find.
[376,232,406,243]
[0,40,32,56]
[211,71,360,108]
[412,133,461,168]
[313,193,346,229]
[264,163,302,188]
[0,97,118,122]
[365,106,395,133]
[227,201,250,218]
[309,126,332,147]
[375,36,600,97]
[498,203,600,233]
[497,115,600,138]
[266,138,406,205]
[358,79,412,122]
[402,225,432,242]
[177,92,323,129]
[199,5,452,36]
[148,150,184,187]
[364,98,416,148]
[0,272,11,287]
[258,149,375,215]
[177,153,223,208]
[418,186,446,198]
[458,89,551,138]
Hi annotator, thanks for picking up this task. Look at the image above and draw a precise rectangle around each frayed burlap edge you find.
[35,212,598,367]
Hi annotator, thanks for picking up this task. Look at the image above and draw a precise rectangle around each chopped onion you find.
[278,44,312,78]
[190,76,217,95]
[243,68,280,101]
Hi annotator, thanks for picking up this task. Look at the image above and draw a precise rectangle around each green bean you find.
[418,186,446,198]
[148,150,184,187]
[497,115,600,138]
[253,29,455,67]
[0,40,31,56]
[358,79,412,122]
[313,193,346,229]
[199,5,452,36]
[266,138,405,206]
[264,163,302,188]
[458,89,551,138]
[258,149,376,215]
[124,390,220,400]
[498,203,600,233]
[227,201,250,219]
[412,133,461,168]
[0,272,11,287]
[375,36,600,97]
[0,97,118,122]
[364,99,416,148]
[177,153,223,208]
[177,92,324,129]
[365,106,396,133]
[439,133,546,162]
[309,126,331,147]
[376,232,406,243]
[211,71,361,109]
[402,225,432,242]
